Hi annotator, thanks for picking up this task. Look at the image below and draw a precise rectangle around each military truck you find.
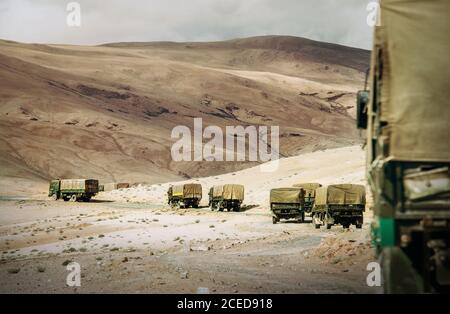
[167,183,202,208]
[356,0,450,293]
[292,183,322,214]
[270,188,305,224]
[48,179,99,202]
[208,184,244,212]
[312,184,365,229]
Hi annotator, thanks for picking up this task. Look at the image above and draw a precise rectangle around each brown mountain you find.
[0,35,369,195]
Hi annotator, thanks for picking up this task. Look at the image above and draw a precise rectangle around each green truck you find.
[292,183,322,214]
[270,187,305,224]
[48,179,99,202]
[208,184,244,212]
[312,184,365,229]
[167,183,202,208]
[356,0,450,293]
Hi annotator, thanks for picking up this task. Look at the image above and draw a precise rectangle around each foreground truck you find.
[167,184,202,208]
[312,184,365,229]
[208,184,244,212]
[356,0,450,293]
[49,179,99,202]
[292,183,322,214]
[270,188,305,224]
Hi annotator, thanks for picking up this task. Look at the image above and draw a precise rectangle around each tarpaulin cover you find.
[222,184,244,201]
[173,184,203,199]
[270,188,302,204]
[60,179,98,192]
[315,184,366,206]
[375,0,450,162]
[292,183,322,197]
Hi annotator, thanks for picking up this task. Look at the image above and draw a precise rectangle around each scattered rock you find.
[7,268,21,274]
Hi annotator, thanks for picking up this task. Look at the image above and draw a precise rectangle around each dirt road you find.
[0,198,374,293]
[0,146,375,293]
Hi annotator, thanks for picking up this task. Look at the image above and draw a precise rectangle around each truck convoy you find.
[48,179,99,202]
[167,183,202,208]
[208,184,244,212]
[292,183,322,214]
[270,187,305,224]
[312,184,366,229]
[356,0,450,293]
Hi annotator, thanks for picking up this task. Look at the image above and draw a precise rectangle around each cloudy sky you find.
[0,0,374,49]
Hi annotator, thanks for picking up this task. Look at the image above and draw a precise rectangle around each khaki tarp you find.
[60,179,85,190]
[292,183,322,197]
[375,0,450,162]
[223,184,244,201]
[212,185,224,198]
[172,184,202,198]
[172,185,184,197]
[315,184,366,206]
[270,188,302,204]
[211,184,245,200]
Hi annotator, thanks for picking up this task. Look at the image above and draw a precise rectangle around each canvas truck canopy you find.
[374,0,450,162]
[183,184,202,199]
[270,188,303,204]
[60,179,98,192]
[212,185,224,198]
[222,184,244,201]
[172,185,184,197]
[292,183,322,197]
[315,184,366,206]
[60,179,86,191]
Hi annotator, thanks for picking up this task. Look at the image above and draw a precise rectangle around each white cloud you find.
[0,0,373,49]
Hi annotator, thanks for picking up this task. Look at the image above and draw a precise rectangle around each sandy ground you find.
[0,146,376,293]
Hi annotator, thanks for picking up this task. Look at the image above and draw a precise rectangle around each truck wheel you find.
[312,214,320,229]
[69,195,77,202]
[343,223,350,229]
[272,217,278,224]
[356,222,363,229]
[51,194,58,201]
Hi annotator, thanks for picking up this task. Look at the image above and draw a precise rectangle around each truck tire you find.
[69,195,77,202]
[312,214,320,229]
[272,217,278,224]
[356,222,363,229]
[51,194,58,201]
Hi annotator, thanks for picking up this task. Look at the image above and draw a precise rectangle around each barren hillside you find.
[0,35,369,194]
